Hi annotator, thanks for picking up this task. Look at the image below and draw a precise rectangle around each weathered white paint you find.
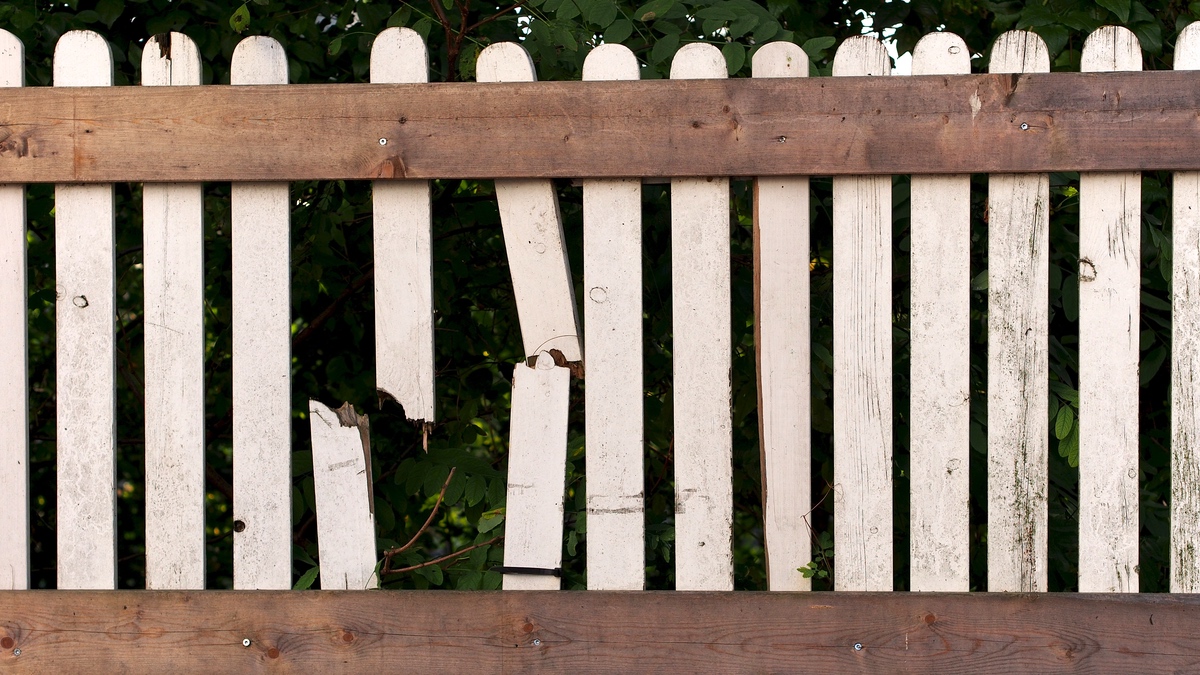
[1077,26,1141,594]
[231,36,292,590]
[309,400,379,590]
[908,32,971,593]
[751,41,811,592]
[372,28,435,422]
[477,43,581,362]
[54,30,116,591]
[1173,23,1200,594]
[141,32,206,591]
[0,28,26,591]
[987,31,1050,594]
[502,358,570,590]
[581,43,644,591]
[831,36,892,592]
[670,43,733,591]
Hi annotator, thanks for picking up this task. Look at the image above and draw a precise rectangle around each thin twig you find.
[383,535,503,575]
[464,0,526,33]
[383,467,457,559]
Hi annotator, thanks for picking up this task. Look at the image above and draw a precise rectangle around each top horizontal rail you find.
[1,71,1198,183]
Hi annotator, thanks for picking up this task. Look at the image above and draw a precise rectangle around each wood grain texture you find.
[308,401,378,590]
[581,43,644,591]
[987,31,1050,593]
[141,31,206,591]
[2,590,1200,673]
[53,30,117,591]
[908,32,971,592]
[371,27,434,422]
[1077,25,1141,594]
[6,71,1200,183]
[230,36,292,590]
[751,41,811,592]
[670,43,734,592]
[831,36,892,592]
[0,27,25,591]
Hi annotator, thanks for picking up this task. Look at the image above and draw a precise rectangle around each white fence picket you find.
[987,31,1050,593]
[670,43,733,591]
[1077,25,1141,594]
[308,401,378,590]
[54,30,117,590]
[831,36,892,591]
[372,28,435,423]
[581,44,644,591]
[0,28,25,591]
[1173,22,1200,593]
[751,41,811,592]
[231,36,292,590]
[908,32,971,592]
[141,31,206,591]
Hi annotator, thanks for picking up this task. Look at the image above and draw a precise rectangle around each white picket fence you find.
[2,22,1199,596]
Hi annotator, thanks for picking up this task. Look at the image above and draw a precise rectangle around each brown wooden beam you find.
[1,71,1200,183]
[0,590,1197,672]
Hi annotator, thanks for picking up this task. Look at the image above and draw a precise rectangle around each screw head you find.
[853,643,863,651]
[533,638,542,646]
[242,638,252,648]
[379,138,388,146]
[1019,122,1029,130]
[12,648,20,657]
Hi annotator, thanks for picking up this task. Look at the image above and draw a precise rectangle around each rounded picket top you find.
[476,41,536,83]
[912,31,969,76]
[0,29,23,88]
[54,30,113,87]
[752,41,808,79]
[141,32,202,87]
[232,35,287,85]
[833,35,889,77]
[371,27,428,84]
[1178,21,1200,69]
[989,30,1049,74]
[670,42,726,79]
[583,43,639,81]
[1082,25,1141,72]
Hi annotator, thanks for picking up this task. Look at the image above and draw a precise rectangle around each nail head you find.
[1020,122,1029,130]
[533,638,542,646]
[242,638,252,648]
[854,643,863,651]
[379,138,388,146]
[12,648,20,657]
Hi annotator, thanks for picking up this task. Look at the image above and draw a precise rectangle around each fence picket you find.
[670,43,733,591]
[1173,23,1200,593]
[751,41,811,592]
[831,36,892,591]
[309,401,378,590]
[0,28,25,591]
[53,30,117,590]
[987,31,1050,593]
[230,36,292,590]
[908,32,971,592]
[140,31,205,591]
[581,44,644,591]
[372,28,434,422]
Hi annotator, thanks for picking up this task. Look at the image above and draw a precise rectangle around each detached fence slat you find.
[1078,26,1141,594]
[908,32,971,592]
[0,28,25,591]
[372,28,434,423]
[987,30,1051,593]
[831,36,892,591]
[671,43,733,591]
[230,36,292,590]
[751,41,812,592]
[54,30,117,590]
[582,44,644,591]
[308,401,378,590]
[141,31,206,591]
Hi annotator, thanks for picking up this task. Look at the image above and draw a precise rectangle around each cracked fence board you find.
[309,401,378,590]
[477,42,581,362]
[231,36,292,590]
[908,32,971,593]
[671,43,733,591]
[372,28,434,422]
[1173,23,1200,593]
[582,44,644,591]
[1078,26,1141,594]
[831,36,892,592]
[141,32,206,591]
[751,41,811,592]
[54,30,117,590]
[0,28,24,590]
[987,31,1050,594]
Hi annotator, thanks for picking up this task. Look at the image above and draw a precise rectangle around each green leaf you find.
[696,6,738,20]
[557,0,581,21]
[412,16,435,40]
[478,509,505,533]
[567,529,578,556]
[1050,381,1081,406]
[582,0,619,27]
[96,0,124,27]
[970,269,989,291]
[635,0,674,22]
[604,19,633,45]
[328,36,343,57]
[465,475,487,506]
[1054,404,1074,440]
[752,20,779,42]
[721,42,745,75]
[293,565,319,590]
[801,36,836,61]
[727,13,758,38]
[555,24,580,51]
[650,33,679,64]
[387,7,411,28]
[1097,0,1132,22]
[229,3,251,33]
[76,10,101,23]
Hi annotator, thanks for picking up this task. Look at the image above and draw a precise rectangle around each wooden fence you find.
[2,21,1200,671]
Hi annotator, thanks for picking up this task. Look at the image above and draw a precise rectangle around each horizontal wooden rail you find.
[0,591,1197,672]
[1,71,1199,183]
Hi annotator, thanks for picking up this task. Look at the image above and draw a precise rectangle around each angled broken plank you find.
[309,401,378,590]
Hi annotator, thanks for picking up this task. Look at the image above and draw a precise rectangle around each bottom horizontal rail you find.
[0,590,1196,673]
